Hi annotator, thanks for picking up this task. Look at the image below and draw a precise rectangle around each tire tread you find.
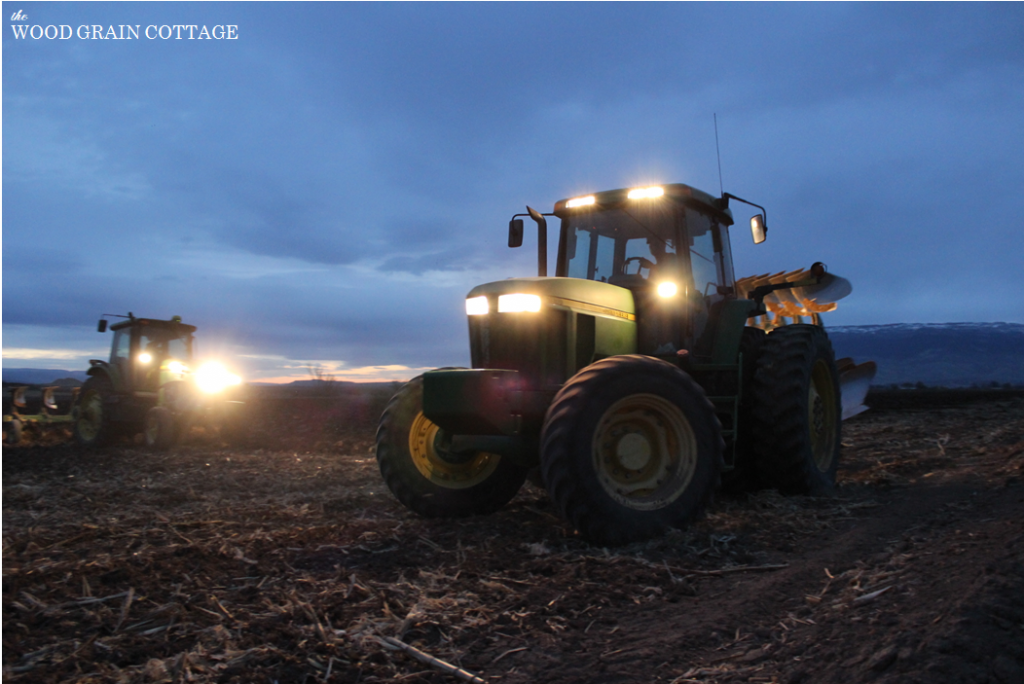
[541,355,722,545]
[749,325,841,495]
[375,375,527,518]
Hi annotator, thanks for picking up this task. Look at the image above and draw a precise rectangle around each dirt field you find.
[4,391,1023,684]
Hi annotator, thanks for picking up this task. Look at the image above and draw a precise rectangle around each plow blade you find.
[792,272,852,306]
[735,268,854,323]
[837,358,877,420]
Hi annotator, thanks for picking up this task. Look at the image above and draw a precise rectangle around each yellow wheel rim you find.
[76,391,103,442]
[808,359,839,471]
[408,411,500,489]
[592,394,697,510]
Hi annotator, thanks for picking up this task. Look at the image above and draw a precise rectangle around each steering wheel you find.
[623,256,655,275]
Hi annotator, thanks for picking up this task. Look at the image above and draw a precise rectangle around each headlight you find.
[498,293,542,313]
[466,296,489,316]
[656,281,679,298]
[166,360,188,375]
[138,352,153,364]
[194,361,242,394]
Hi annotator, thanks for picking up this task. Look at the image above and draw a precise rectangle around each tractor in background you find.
[73,313,245,449]
[376,183,875,545]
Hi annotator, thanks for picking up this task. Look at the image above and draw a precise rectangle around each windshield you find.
[564,203,678,285]
[139,327,193,363]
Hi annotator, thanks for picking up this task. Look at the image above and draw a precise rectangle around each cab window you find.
[112,330,131,361]
[139,332,170,362]
[623,236,676,274]
[685,208,725,295]
[715,222,736,287]
[567,228,617,282]
[564,204,678,284]
[111,329,132,385]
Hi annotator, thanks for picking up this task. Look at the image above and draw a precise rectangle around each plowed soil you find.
[3,391,1023,684]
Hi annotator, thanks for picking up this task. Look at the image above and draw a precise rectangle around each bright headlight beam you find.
[566,195,595,208]
[656,281,679,298]
[194,361,242,394]
[628,186,665,200]
[498,293,542,313]
[466,296,489,316]
[138,352,153,364]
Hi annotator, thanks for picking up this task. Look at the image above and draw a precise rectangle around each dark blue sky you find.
[4,2,1023,382]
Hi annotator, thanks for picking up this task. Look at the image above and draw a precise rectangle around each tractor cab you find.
[551,184,740,357]
[557,184,735,290]
[101,314,196,396]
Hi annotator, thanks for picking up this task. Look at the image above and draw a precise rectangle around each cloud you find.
[3,347,98,361]
[3,2,1022,384]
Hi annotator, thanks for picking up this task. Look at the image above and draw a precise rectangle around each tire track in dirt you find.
[517,480,1023,684]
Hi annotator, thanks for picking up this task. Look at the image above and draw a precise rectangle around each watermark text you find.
[9,23,239,40]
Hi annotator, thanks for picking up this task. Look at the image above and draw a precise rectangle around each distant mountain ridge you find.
[2,369,89,385]
[4,323,1021,388]
[827,322,1023,388]
[828,322,1022,335]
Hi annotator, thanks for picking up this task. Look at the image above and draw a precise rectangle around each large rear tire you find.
[376,374,528,518]
[749,325,841,495]
[540,355,722,546]
[73,376,116,447]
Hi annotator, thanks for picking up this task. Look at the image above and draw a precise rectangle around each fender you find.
[86,360,124,393]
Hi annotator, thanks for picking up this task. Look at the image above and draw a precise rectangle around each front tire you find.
[73,376,116,447]
[375,375,528,518]
[749,325,841,495]
[541,355,723,546]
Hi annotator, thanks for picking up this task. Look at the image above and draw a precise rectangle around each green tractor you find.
[73,313,245,449]
[376,183,875,545]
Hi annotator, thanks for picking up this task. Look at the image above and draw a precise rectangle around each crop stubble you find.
[3,392,1022,683]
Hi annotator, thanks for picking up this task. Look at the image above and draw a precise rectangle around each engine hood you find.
[467,277,636,321]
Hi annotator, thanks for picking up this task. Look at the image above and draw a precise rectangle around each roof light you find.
[566,195,595,208]
[498,293,542,313]
[628,186,665,200]
[466,296,489,316]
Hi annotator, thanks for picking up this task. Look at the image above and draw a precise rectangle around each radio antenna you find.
[714,113,724,196]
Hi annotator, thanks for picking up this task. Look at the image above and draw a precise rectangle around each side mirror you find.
[97,319,108,333]
[508,218,524,248]
[750,214,767,244]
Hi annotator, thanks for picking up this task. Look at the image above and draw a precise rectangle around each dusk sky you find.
[4,2,1023,383]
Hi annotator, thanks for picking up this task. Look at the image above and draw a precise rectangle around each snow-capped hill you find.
[826,322,1024,387]
[829,322,1024,335]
